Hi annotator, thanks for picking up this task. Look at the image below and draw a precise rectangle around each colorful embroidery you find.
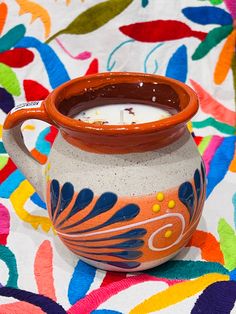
[0,0,235,312]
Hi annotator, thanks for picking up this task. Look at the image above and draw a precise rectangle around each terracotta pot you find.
[3,72,206,271]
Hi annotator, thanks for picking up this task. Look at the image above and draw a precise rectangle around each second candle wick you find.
[120,110,125,125]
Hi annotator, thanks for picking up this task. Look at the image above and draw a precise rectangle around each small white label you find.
[11,100,42,113]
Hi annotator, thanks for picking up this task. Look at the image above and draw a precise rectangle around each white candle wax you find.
[76,104,171,125]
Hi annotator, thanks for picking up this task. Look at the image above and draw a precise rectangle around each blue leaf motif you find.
[201,162,206,185]
[178,181,195,219]
[74,249,142,260]
[69,203,140,234]
[57,188,94,228]
[15,37,70,88]
[79,239,144,249]
[182,6,232,26]
[64,228,146,243]
[166,45,187,82]
[194,169,201,203]
[68,260,96,305]
[83,192,118,221]
[57,182,74,216]
[102,261,140,269]
[61,191,118,230]
[207,136,236,198]
[50,179,60,219]
[69,188,94,218]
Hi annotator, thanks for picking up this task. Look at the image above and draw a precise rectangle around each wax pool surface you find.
[76,104,171,125]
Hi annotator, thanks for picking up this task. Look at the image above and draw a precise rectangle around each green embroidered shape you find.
[198,135,212,155]
[218,218,236,271]
[0,24,26,53]
[0,63,20,96]
[192,118,236,135]
[210,0,223,4]
[0,245,18,288]
[192,25,233,60]
[46,0,133,43]
[146,260,228,279]
[198,0,223,4]
[0,156,8,170]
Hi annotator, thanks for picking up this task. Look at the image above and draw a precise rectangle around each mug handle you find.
[2,100,55,200]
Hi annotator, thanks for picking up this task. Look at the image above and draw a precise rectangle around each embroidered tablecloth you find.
[0,0,236,313]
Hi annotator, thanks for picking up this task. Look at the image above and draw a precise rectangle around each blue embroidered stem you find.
[106,39,135,71]
[144,43,164,73]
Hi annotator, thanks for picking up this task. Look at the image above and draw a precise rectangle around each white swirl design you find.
[148,213,185,251]
[57,212,186,250]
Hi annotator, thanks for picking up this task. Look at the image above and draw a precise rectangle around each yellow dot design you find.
[152,204,161,213]
[156,192,164,201]
[165,230,172,238]
[168,200,176,209]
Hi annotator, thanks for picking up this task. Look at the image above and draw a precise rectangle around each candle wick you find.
[124,107,135,115]
[120,110,125,125]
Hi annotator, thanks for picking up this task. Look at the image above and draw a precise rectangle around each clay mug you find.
[3,72,206,272]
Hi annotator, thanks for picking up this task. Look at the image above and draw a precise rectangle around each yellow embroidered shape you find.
[10,180,52,232]
[130,273,229,313]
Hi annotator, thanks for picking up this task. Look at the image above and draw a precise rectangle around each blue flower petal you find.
[166,45,187,83]
[68,260,96,305]
[207,136,236,198]
[15,36,70,88]
[30,192,47,210]
[182,6,232,26]
[230,268,236,281]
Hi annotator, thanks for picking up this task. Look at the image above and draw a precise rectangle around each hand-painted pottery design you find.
[47,163,205,271]
[2,72,206,271]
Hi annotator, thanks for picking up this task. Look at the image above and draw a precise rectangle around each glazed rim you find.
[45,72,198,135]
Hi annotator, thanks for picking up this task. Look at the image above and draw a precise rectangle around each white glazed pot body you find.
[43,129,205,271]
